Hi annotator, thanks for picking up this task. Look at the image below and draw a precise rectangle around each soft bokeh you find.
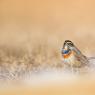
[0,0,95,95]
[0,0,95,54]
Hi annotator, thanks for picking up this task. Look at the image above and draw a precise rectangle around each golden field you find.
[0,0,95,95]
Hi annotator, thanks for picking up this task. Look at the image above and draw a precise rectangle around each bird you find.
[61,40,89,72]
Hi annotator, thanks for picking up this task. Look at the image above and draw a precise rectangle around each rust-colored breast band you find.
[62,51,72,59]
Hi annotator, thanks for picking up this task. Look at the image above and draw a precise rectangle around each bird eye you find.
[68,43,74,46]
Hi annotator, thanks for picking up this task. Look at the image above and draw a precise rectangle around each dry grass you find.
[0,25,95,95]
[0,31,64,81]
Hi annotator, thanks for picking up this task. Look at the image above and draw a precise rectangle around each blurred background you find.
[0,0,95,95]
[0,0,95,55]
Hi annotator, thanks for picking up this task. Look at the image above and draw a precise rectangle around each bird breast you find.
[63,51,82,67]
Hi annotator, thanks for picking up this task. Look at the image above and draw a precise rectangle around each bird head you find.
[61,40,74,55]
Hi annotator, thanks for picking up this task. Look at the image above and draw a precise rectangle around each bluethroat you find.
[61,40,89,70]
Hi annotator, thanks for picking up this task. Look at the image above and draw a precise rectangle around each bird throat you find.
[63,51,72,59]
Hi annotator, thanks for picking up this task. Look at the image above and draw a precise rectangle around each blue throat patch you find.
[63,50,69,54]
